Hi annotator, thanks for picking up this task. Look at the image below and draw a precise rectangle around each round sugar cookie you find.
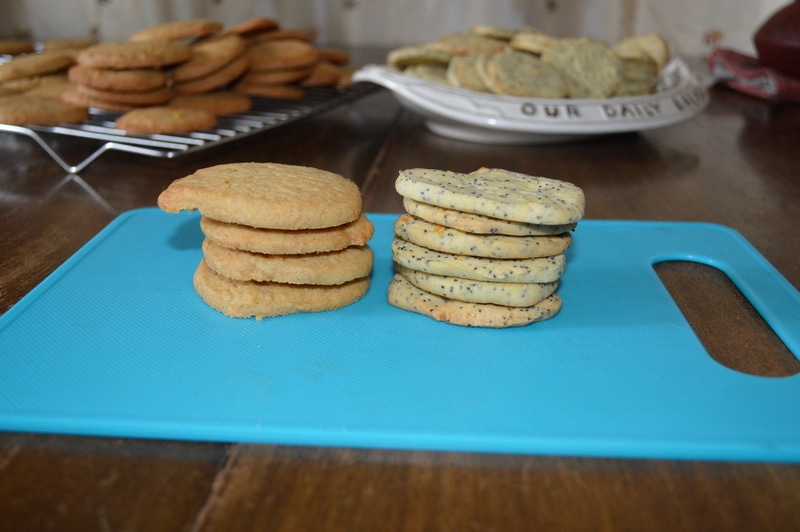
[0,94,88,125]
[77,84,173,105]
[61,88,136,112]
[392,238,566,284]
[129,19,223,43]
[395,265,558,307]
[220,17,280,39]
[157,162,362,230]
[247,39,318,72]
[77,41,192,69]
[200,213,374,254]
[169,91,252,115]
[173,53,250,94]
[0,51,74,82]
[393,214,571,259]
[172,34,247,83]
[403,197,577,236]
[194,259,369,319]
[387,274,562,328]
[68,65,169,92]
[202,239,373,285]
[395,167,585,225]
[115,106,217,134]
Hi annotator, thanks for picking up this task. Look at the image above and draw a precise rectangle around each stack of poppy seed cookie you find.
[157,162,374,319]
[388,167,585,327]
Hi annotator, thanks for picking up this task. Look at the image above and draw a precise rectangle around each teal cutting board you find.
[1,209,799,462]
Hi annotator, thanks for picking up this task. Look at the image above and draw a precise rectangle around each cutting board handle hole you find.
[654,260,800,377]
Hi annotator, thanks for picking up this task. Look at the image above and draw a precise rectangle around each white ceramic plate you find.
[352,58,709,144]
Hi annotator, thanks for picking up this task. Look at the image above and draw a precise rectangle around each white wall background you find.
[1,0,787,57]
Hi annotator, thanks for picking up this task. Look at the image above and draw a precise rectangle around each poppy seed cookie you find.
[387,274,562,328]
[392,238,566,284]
[395,265,558,307]
[393,214,572,259]
[395,167,585,225]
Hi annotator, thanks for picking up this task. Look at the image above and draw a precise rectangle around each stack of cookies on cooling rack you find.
[157,162,374,319]
[388,167,585,328]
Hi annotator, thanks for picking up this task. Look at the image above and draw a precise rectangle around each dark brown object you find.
[754,0,800,78]
[1,49,800,530]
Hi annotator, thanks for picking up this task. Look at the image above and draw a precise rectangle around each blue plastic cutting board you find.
[1,209,799,462]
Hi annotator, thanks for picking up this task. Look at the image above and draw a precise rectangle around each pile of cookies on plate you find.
[388,25,670,98]
[388,167,585,327]
[157,162,374,319]
[0,17,354,132]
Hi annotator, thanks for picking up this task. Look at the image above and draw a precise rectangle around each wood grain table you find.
[1,49,799,530]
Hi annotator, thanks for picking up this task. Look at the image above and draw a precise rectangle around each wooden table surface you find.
[1,49,799,530]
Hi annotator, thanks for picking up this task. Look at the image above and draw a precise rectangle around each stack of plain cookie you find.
[388,25,670,98]
[157,162,374,319]
[233,28,351,100]
[388,167,585,327]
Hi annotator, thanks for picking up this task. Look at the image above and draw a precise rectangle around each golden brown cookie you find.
[168,91,252,115]
[0,51,74,83]
[77,83,173,105]
[202,239,374,285]
[199,213,375,255]
[60,87,136,112]
[129,19,223,43]
[233,81,304,100]
[220,17,280,39]
[157,162,362,230]
[300,61,341,87]
[77,41,192,69]
[171,34,247,83]
[173,53,249,94]
[0,94,88,125]
[68,64,168,92]
[22,75,73,100]
[193,259,370,319]
[247,39,318,72]
[316,47,350,65]
[238,66,313,86]
[115,106,217,134]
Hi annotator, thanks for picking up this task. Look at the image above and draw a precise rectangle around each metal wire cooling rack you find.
[0,83,379,174]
